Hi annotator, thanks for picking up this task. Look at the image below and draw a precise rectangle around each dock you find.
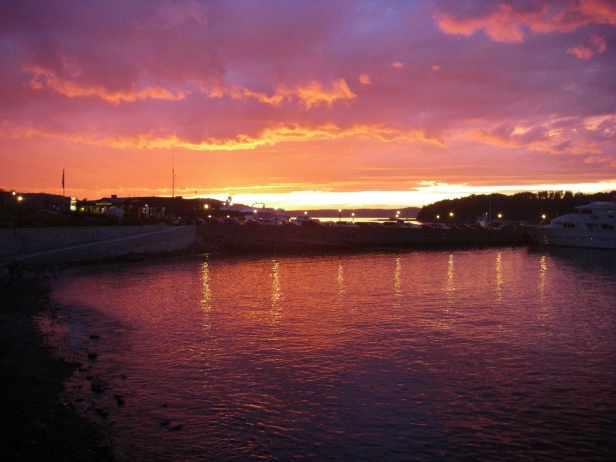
[200,222,532,252]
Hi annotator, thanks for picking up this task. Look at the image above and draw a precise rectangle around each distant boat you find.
[244,203,290,224]
[220,198,290,224]
[526,200,616,249]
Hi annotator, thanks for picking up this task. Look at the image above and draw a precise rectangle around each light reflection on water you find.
[49,248,616,461]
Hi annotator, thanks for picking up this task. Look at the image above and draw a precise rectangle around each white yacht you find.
[527,200,616,249]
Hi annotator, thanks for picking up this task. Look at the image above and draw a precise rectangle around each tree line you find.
[416,191,616,224]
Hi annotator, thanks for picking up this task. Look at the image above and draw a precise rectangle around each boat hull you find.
[527,227,616,249]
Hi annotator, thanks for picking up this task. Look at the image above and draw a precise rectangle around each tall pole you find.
[172,149,175,198]
[62,168,65,213]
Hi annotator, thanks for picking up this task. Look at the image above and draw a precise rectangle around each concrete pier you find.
[0,222,533,265]
[1,225,197,264]
[200,222,532,252]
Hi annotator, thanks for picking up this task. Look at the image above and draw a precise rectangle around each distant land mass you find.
[4,189,615,226]
[287,208,421,219]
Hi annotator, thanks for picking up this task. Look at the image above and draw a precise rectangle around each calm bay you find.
[44,247,616,461]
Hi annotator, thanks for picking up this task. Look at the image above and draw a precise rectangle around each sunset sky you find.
[1,0,615,209]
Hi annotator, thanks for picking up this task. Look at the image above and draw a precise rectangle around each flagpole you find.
[62,168,65,213]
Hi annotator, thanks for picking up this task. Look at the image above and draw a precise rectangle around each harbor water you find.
[45,247,616,461]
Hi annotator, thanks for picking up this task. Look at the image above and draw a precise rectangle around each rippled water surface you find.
[50,248,616,461]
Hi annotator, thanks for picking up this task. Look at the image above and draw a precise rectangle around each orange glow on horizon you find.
[1,1,614,209]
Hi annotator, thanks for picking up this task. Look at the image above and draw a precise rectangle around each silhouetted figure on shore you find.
[6,260,24,285]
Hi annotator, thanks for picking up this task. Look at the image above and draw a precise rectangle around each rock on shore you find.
[0,278,118,461]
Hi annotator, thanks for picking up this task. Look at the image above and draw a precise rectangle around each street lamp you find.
[449,212,453,226]
[351,212,355,223]
[338,209,342,222]
[17,195,23,227]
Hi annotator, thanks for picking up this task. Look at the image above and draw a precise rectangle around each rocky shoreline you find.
[0,276,118,461]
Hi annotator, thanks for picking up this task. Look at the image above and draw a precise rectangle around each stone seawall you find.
[1,225,197,264]
[200,223,533,252]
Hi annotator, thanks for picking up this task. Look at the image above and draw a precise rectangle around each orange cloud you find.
[6,121,443,152]
[294,79,356,108]
[226,78,356,108]
[27,66,185,103]
[27,62,356,110]
[227,86,287,105]
[151,123,442,151]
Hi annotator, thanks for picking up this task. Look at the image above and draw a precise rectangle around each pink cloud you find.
[359,74,371,85]
[1,1,614,205]
[567,34,607,59]
[579,0,616,24]
[434,0,616,42]
[469,117,607,156]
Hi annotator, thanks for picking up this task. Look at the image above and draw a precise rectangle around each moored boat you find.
[526,200,616,249]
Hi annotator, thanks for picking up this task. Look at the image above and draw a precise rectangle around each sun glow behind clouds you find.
[1,1,615,205]
[198,181,616,210]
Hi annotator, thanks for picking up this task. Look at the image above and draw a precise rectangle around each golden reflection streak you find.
[394,254,402,299]
[446,253,455,313]
[391,254,403,315]
[200,258,213,332]
[495,251,503,303]
[537,256,548,324]
[394,255,402,297]
[336,258,345,308]
[270,259,282,324]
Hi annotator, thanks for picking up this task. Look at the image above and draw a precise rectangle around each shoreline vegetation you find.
[2,190,614,230]
[0,276,118,461]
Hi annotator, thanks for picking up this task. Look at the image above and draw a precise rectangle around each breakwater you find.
[200,223,532,252]
[1,225,197,264]
[1,223,532,265]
